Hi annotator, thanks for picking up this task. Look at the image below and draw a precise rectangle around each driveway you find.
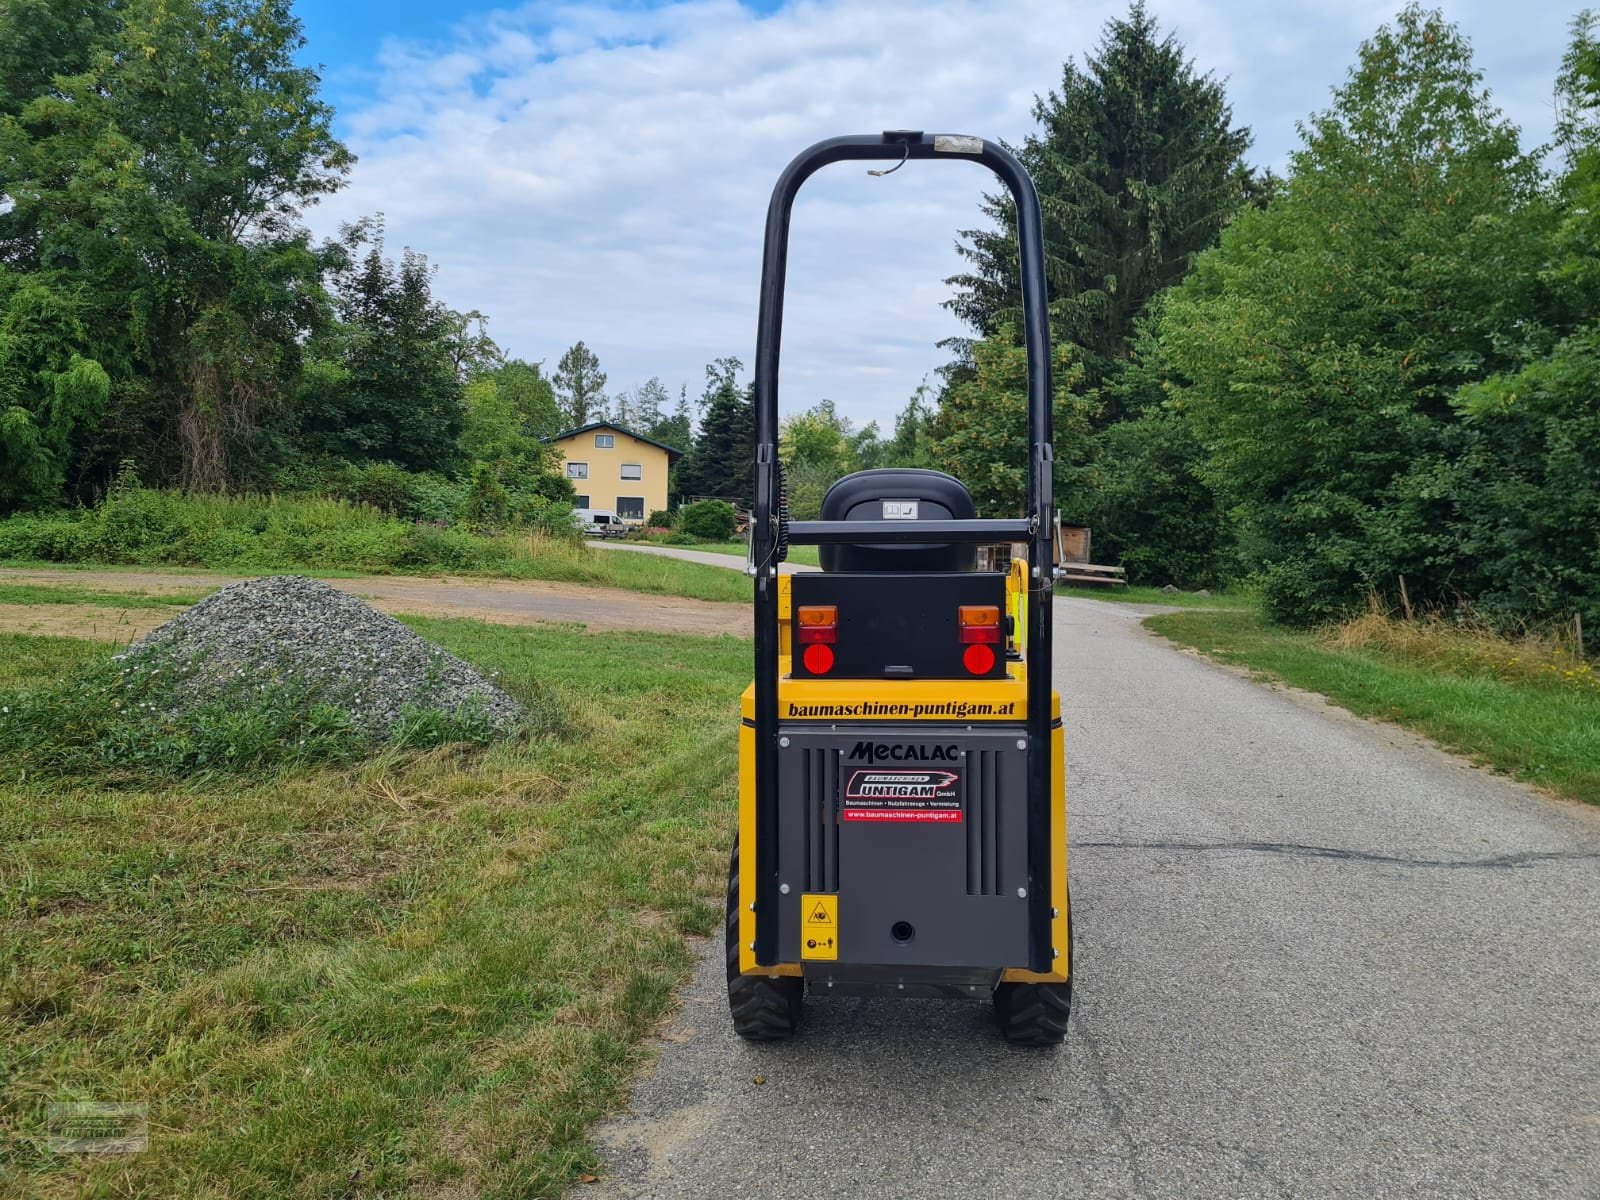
[587,596,1600,1198]
[591,540,819,573]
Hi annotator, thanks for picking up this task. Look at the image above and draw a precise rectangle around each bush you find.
[345,462,421,516]
[647,509,674,530]
[677,499,736,541]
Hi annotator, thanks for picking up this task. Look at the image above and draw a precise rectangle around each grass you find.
[1056,583,1246,608]
[0,618,750,1198]
[1147,607,1600,804]
[0,583,208,609]
[0,490,750,604]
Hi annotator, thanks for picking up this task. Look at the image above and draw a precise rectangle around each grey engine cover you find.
[775,724,1030,970]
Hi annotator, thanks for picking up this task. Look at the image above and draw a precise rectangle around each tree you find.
[882,381,936,469]
[651,385,693,452]
[493,358,562,440]
[0,273,110,510]
[677,357,753,502]
[553,340,606,427]
[629,376,670,435]
[1159,5,1550,624]
[298,236,464,473]
[946,1,1252,402]
[1441,13,1600,631]
[930,328,1097,517]
[0,0,352,493]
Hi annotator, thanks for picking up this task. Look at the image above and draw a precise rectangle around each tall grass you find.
[0,489,751,602]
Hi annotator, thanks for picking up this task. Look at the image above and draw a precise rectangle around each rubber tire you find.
[725,834,802,1040]
[993,914,1073,1046]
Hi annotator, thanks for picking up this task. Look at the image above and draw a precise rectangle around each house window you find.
[616,497,645,521]
[574,495,589,508]
[620,462,642,480]
[566,461,588,479]
[594,434,615,448]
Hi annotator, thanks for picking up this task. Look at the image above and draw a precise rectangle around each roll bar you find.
[750,132,1055,972]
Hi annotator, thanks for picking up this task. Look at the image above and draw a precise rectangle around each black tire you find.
[994,914,1073,1046]
[725,834,802,1040]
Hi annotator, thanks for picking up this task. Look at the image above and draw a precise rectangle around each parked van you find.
[573,508,627,537]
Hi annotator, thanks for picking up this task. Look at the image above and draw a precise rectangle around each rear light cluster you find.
[958,605,1000,674]
[794,604,1002,676]
[797,605,837,674]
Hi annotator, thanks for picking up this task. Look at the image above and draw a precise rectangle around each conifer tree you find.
[946,1,1251,403]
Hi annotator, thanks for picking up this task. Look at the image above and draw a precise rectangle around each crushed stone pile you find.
[115,575,523,737]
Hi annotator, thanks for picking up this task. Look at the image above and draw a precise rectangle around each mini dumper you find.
[727,131,1071,1045]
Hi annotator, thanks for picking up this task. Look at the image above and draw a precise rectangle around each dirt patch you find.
[0,568,749,639]
[0,603,180,642]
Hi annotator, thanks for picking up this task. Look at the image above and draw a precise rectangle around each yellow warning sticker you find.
[800,893,838,961]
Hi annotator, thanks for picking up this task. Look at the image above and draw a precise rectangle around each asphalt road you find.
[589,596,1600,1199]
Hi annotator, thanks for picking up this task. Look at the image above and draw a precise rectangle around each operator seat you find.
[817,468,978,573]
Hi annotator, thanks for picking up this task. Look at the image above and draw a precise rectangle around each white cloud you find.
[308,0,1571,430]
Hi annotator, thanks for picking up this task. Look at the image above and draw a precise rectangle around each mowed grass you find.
[0,619,749,1199]
[1056,583,1246,608]
[0,583,209,609]
[1147,608,1600,804]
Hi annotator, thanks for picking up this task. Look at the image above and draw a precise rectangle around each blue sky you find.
[291,0,1578,430]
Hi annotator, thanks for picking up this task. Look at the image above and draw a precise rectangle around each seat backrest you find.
[818,468,978,573]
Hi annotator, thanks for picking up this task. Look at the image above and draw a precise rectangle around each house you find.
[544,422,685,524]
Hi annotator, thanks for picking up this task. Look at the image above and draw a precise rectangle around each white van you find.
[573,508,627,537]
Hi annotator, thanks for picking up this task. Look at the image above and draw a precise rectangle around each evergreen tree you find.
[553,340,606,427]
[946,0,1251,403]
[677,357,753,502]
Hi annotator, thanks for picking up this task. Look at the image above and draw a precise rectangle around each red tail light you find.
[963,643,996,675]
[957,605,1001,644]
[797,604,837,644]
[802,643,835,674]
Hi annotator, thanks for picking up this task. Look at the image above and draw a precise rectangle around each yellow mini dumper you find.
[727,131,1071,1045]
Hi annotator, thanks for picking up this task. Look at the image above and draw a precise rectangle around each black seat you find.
[818,468,978,573]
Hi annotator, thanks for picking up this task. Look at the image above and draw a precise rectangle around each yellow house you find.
[546,422,684,524]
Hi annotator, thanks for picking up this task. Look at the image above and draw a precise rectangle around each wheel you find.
[994,913,1073,1046]
[725,833,802,1040]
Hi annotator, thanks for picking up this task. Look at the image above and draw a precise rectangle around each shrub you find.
[346,462,421,516]
[677,499,736,541]
[647,509,674,530]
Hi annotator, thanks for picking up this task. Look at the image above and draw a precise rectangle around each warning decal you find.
[841,768,962,824]
[801,893,837,961]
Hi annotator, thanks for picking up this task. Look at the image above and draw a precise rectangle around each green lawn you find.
[0,582,209,609]
[1147,608,1600,804]
[0,620,749,1198]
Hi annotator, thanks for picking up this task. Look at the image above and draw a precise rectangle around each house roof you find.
[545,421,685,464]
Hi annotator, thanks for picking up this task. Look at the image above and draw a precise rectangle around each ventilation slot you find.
[803,747,839,893]
[965,750,1001,895]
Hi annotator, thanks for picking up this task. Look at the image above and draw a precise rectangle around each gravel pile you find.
[115,575,523,737]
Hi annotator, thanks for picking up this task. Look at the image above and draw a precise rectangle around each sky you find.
[293,0,1578,433]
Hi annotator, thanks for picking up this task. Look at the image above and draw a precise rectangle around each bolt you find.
[1051,907,1059,918]
[779,883,790,895]
[1017,887,1028,899]
[749,901,756,911]
[1051,948,1059,959]
[1016,738,1027,750]
[779,736,790,748]
[749,942,756,951]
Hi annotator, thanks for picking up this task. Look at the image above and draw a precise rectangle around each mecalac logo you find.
[848,742,959,762]
[844,770,959,800]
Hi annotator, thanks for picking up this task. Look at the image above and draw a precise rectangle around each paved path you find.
[0,567,748,638]
[589,597,1600,1199]
[591,540,819,573]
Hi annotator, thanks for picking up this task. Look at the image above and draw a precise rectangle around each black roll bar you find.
[750,132,1055,973]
